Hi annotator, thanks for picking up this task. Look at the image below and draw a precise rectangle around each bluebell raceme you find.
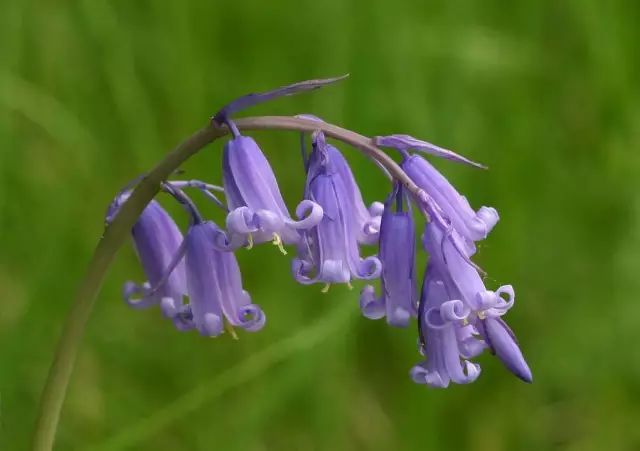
[108,77,531,387]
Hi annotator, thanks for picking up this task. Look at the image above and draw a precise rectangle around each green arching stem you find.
[31,116,424,451]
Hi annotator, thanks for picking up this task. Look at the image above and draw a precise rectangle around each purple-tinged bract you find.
[360,183,417,327]
[375,134,486,169]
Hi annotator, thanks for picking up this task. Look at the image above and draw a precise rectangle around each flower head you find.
[360,183,417,327]
[292,132,381,288]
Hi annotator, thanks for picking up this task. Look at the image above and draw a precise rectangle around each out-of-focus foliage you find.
[1,1,639,450]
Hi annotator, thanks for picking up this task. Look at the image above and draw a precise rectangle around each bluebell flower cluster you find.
[108,77,531,388]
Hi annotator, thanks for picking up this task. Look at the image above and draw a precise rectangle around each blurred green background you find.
[1,0,639,450]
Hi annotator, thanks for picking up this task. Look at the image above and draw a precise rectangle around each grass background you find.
[1,0,639,449]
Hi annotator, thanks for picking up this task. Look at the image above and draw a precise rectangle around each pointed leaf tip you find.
[213,75,349,123]
[375,134,488,169]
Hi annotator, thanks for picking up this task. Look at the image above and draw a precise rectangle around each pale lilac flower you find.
[106,191,191,331]
[360,183,417,327]
[292,132,381,288]
[402,154,499,243]
[410,264,484,387]
[211,77,350,251]
[411,219,532,385]
[298,115,383,245]
[216,132,323,251]
[107,193,186,310]
[162,220,266,337]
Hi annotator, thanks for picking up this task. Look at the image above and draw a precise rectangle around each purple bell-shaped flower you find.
[218,127,323,252]
[107,191,191,331]
[411,219,532,386]
[161,220,266,337]
[360,183,417,327]
[292,131,381,289]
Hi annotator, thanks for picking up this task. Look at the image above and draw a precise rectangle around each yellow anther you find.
[477,311,487,320]
[462,318,469,326]
[224,319,239,340]
[321,283,330,293]
[272,233,287,255]
[347,282,354,291]
[245,234,254,250]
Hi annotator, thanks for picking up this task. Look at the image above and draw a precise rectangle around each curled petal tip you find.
[388,307,411,328]
[238,304,267,332]
[359,285,385,320]
[201,313,223,337]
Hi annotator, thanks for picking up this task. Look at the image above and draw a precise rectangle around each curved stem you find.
[31,115,419,451]
[233,116,423,196]
[31,125,225,451]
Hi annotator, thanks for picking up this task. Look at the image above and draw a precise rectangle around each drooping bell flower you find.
[377,133,497,244]
[106,192,187,327]
[161,220,266,337]
[413,219,532,385]
[211,77,348,252]
[401,153,499,243]
[298,114,383,245]
[410,264,484,388]
[156,184,266,337]
[218,129,323,251]
[292,131,381,289]
[360,183,417,327]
